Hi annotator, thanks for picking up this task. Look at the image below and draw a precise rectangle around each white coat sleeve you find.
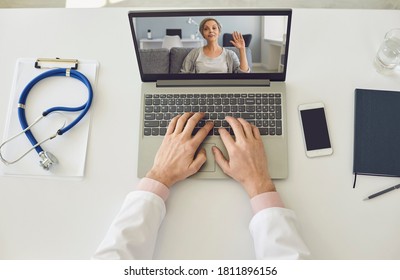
[92,191,166,259]
[249,207,311,260]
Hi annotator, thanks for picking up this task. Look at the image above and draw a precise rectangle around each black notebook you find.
[353,88,400,180]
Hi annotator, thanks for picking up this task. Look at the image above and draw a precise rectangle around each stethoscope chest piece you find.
[39,151,58,170]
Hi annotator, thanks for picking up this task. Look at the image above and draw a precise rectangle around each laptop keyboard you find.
[144,93,282,136]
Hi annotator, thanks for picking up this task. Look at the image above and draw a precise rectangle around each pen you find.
[363,184,400,201]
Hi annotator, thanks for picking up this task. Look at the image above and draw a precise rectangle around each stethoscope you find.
[0,68,93,170]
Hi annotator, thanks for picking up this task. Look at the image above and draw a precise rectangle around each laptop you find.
[128,9,292,179]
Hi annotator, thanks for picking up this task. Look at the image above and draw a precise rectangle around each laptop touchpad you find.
[199,143,216,172]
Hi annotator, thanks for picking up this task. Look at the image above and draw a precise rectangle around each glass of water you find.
[374,28,400,73]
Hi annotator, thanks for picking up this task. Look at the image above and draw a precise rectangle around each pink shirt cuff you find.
[136,178,170,201]
[250,191,285,214]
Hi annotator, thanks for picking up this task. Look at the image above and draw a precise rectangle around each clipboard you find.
[0,58,99,179]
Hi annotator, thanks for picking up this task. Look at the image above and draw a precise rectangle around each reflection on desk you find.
[140,38,204,49]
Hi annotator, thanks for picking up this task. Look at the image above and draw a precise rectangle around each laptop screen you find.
[128,9,292,82]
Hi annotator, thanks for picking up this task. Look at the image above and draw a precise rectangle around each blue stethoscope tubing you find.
[18,68,93,155]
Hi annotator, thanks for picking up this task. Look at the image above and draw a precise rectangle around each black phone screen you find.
[300,108,331,151]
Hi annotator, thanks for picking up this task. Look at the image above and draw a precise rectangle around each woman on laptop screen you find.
[180,18,250,73]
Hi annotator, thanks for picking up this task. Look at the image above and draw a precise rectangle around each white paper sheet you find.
[0,58,99,178]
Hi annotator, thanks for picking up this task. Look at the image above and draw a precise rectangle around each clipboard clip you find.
[35,58,78,70]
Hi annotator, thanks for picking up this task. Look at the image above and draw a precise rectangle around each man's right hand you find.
[212,117,276,198]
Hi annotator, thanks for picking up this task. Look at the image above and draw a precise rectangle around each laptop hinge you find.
[156,79,270,87]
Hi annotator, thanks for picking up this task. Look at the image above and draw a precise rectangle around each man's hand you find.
[146,112,213,188]
[213,117,276,198]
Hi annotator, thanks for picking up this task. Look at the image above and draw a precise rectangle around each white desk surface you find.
[0,8,400,260]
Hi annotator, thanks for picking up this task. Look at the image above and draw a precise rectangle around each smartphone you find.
[298,102,333,157]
